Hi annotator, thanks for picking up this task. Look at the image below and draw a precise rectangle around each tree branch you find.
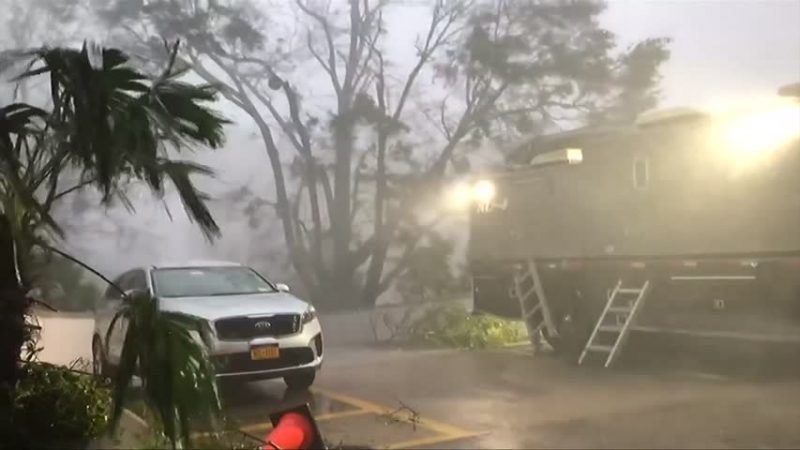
[318,165,334,219]
[238,76,305,155]
[348,144,373,226]
[296,0,342,95]
[341,0,363,96]
[429,80,510,175]
[187,54,249,111]
[50,177,94,202]
[189,52,317,290]
[439,98,452,140]
[391,0,462,120]
[352,10,382,94]
[306,31,336,86]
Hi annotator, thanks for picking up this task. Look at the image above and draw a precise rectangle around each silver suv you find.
[91,261,323,389]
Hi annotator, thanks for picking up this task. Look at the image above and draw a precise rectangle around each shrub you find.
[409,304,524,349]
[191,432,262,450]
[139,429,261,450]
[2,362,111,449]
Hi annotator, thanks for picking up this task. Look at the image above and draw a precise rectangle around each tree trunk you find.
[0,214,28,395]
[331,122,354,304]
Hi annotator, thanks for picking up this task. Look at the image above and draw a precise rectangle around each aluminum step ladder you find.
[578,279,651,367]
[512,260,558,347]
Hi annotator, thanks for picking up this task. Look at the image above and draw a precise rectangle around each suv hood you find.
[158,292,309,322]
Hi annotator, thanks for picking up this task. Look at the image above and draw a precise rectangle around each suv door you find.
[94,273,125,350]
[108,269,150,363]
[104,270,138,364]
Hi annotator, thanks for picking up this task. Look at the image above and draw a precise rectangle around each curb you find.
[122,408,148,430]
[501,340,532,348]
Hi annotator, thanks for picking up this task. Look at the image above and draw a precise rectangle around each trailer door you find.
[472,265,520,319]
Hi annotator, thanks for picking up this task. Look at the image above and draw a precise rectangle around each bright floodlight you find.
[566,148,583,164]
[709,98,800,171]
[724,104,800,157]
[445,182,474,211]
[472,179,496,204]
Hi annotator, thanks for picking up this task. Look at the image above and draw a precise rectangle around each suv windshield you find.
[152,267,277,298]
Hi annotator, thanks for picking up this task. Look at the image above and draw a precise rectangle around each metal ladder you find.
[578,279,651,367]
[512,260,558,346]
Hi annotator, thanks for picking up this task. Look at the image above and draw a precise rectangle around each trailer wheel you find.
[556,273,617,361]
[541,320,577,358]
[539,290,590,360]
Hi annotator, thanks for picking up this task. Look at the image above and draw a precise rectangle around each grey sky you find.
[603,0,800,107]
[14,0,798,280]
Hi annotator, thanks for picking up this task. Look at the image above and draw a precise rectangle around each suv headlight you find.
[301,305,317,324]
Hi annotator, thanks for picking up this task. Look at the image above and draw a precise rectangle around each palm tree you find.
[0,41,228,445]
[110,291,222,449]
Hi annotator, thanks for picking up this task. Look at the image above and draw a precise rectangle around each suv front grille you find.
[214,348,315,374]
[215,314,301,340]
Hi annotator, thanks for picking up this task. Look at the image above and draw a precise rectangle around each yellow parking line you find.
[239,421,274,433]
[387,431,488,450]
[312,388,476,438]
[237,388,484,449]
[316,408,373,421]
[239,405,371,433]
[312,388,385,413]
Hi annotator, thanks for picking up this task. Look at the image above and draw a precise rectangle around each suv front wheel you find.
[92,336,109,378]
[284,370,315,390]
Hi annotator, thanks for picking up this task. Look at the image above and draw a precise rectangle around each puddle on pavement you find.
[311,392,360,415]
[221,383,469,448]
[222,383,358,430]
[319,413,438,449]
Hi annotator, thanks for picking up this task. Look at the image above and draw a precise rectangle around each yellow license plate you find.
[250,345,280,360]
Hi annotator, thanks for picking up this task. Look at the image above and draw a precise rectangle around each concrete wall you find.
[33,310,94,366]
[31,298,475,365]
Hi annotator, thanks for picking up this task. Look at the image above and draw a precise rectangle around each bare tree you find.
[94,0,670,308]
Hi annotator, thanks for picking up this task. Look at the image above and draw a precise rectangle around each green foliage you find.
[191,432,261,450]
[111,292,222,449]
[136,412,261,449]
[0,40,232,450]
[88,0,671,308]
[1,362,111,448]
[440,0,671,143]
[409,304,524,349]
[0,40,228,404]
[0,41,229,245]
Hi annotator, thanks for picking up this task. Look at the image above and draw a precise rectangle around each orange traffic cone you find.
[262,404,326,450]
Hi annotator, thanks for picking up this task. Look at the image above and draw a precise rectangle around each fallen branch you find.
[378,400,421,431]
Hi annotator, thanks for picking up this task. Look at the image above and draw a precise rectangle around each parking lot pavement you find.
[36,313,800,449]
[222,384,483,449]
[254,338,800,449]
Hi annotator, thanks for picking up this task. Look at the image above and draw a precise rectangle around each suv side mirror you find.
[123,288,147,301]
[275,283,290,293]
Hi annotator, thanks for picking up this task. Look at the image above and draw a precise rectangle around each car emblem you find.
[254,320,272,330]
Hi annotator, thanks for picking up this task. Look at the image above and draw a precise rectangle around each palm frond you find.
[0,104,48,133]
[111,292,222,449]
[158,159,220,240]
[9,41,228,242]
[109,303,141,429]
[0,137,63,237]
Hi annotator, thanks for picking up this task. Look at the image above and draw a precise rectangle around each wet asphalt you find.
[225,335,800,449]
[36,314,800,448]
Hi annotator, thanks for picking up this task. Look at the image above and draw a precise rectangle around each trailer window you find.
[633,157,649,189]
